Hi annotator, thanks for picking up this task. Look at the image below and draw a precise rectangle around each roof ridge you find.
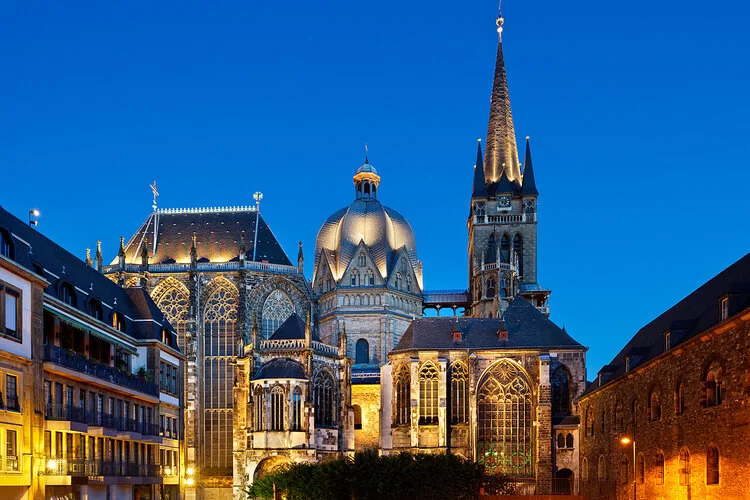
[156,205,257,215]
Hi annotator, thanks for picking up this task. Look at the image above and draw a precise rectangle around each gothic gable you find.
[339,241,385,288]
[386,246,421,295]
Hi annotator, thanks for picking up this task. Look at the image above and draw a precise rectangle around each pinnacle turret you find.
[472,139,489,198]
[521,137,539,196]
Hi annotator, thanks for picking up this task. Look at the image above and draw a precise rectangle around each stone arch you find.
[253,455,291,481]
[151,276,190,349]
[247,275,310,320]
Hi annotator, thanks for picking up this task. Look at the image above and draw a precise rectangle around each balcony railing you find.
[44,344,159,396]
[160,465,179,477]
[44,458,160,477]
[45,404,159,436]
[5,456,19,472]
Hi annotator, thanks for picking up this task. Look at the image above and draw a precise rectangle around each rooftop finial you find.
[364,143,369,164]
[496,1,504,40]
[150,181,159,211]
[253,191,263,213]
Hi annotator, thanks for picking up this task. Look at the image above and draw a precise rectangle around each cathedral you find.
[100,9,586,499]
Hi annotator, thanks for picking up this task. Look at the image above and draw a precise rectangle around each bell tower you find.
[468,13,549,318]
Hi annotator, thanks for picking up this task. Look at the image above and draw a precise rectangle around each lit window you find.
[665,331,671,351]
[6,429,18,471]
[418,362,439,425]
[706,446,719,485]
[270,386,285,431]
[353,404,362,430]
[679,448,690,486]
[449,362,468,424]
[719,297,728,321]
[291,386,303,431]
[705,362,723,407]
[649,392,661,421]
[2,286,20,339]
[394,364,410,425]
[655,452,665,485]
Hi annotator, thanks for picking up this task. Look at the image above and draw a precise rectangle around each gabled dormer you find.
[386,247,421,295]
[313,249,337,294]
[340,241,385,288]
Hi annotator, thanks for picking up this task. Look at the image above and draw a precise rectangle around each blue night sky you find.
[2,1,749,379]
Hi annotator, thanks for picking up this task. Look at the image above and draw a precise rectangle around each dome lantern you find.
[353,158,380,200]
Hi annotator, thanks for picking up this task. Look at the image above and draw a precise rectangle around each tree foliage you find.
[248,450,495,500]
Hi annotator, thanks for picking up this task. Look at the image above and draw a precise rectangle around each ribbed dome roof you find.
[314,162,418,281]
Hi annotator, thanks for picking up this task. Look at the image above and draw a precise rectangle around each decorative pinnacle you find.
[253,191,263,212]
[150,180,159,211]
[496,15,504,39]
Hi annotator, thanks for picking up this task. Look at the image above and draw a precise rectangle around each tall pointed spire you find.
[472,139,489,198]
[484,13,521,184]
[521,136,539,195]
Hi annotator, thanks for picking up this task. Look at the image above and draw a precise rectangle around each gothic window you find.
[0,228,12,258]
[550,364,571,417]
[406,276,412,292]
[513,233,523,277]
[291,386,303,431]
[706,445,719,485]
[486,233,497,264]
[566,433,574,449]
[394,364,410,425]
[620,459,629,485]
[500,234,510,263]
[499,276,508,298]
[326,278,332,292]
[350,269,360,286]
[586,407,595,438]
[254,386,265,431]
[358,252,366,267]
[270,386,285,431]
[557,433,565,449]
[486,277,496,298]
[355,339,369,364]
[675,382,685,415]
[450,362,468,424]
[477,359,533,477]
[474,277,481,301]
[353,404,362,430]
[679,448,690,486]
[597,455,606,481]
[649,391,661,421]
[261,290,294,340]
[637,454,645,484]
[314,370,336,427]
[418,362,438,425]
[366,268,374,286]
[705,361,723,407]
[152,278,190,350]
[600,409,606,432]
[614,401,623,432]
[474,202,485,217]
[581,457,588,481]
[202,278,238,472]
[394,273,403,290]
[655,451,665,485]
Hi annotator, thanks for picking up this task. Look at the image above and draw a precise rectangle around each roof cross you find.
[150,180,159,211]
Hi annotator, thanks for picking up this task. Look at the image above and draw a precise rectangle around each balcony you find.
[43,458,160,477]
[45,404,159,436]
[44,344,159,397]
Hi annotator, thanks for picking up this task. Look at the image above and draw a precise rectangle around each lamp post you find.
[620,435,636,500]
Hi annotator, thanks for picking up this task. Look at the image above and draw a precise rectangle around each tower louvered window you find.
[477,360,533,477]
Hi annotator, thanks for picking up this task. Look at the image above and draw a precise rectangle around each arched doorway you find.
[553,468,574,495]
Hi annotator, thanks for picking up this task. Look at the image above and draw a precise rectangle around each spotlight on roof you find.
[29,209,40,227]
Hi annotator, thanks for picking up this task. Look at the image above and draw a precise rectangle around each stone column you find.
[410,357,419,449]
[185,270,200,499]
[438,357,448,449]
[537,354,552,494]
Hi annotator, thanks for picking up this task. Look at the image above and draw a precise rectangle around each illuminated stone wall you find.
[577,315,750,500]
[352,384,380,450]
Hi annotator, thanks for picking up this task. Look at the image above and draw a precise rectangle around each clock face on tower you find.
[498,196,511,209]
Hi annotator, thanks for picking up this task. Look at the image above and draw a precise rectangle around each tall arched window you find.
[649,391,661,421]
[614,401,623,432]
[597,455,606,481]
[270,386,285,431]
[675,382,685,415]
[500,234,510,263]
[581,457,588,481]
[355,339,369,364]
[585,407,595,438]
[314,370,336,427]
[291,386,303,431]
[486,277,496,298]
[350,269,360,286]
[706,446,719,485]
[358,252,366,267]
[550,364,571,416]
[705,362,723,407]
[557,433,565,449]
[637,454,645,484]
[513,233,523,277]
[261,290,294,339]
[152,278,190,351]
[679,448,690,485]
[419,362,438,425]
[655,451,665,485]
[202,278,238,472]
[253,386,265,431]
[394,364,410,425]
[477,359,533,477]
[566,433,574,448]
[486,233,497,264]
[365,268,374,286]
[450,362,468,424]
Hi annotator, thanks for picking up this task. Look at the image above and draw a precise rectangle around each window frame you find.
[0,282,22,342]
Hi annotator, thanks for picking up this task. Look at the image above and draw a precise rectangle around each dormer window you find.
[60,283,76,307]
[161,329,173,347]
[112,312,125,333]
[0,228,12,259]
[665,332,671,352]
[89,299,104,321]
[625,357,631,373]
[719,297,728,321]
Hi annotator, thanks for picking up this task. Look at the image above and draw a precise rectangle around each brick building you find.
[577,253,750,500]
[0,205,186,500]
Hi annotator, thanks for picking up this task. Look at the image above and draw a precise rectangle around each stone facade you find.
[576,258,750,500]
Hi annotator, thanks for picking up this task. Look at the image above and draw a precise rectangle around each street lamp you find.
[619,435,636,500]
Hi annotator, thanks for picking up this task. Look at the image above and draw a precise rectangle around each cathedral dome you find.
[314,160,418,282]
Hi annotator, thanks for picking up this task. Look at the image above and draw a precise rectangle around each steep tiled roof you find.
[0,205,178,347]
[580,252,750,398]
[253,358,306,380]
[116,207,292,266]
[393,296,583,352]
[269,312,320,342]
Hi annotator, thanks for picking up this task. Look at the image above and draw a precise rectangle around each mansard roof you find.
[392,296,583,352]
[269,312,320,342]
[580,252,750,399]
[115,206,292,266]
[253,357,306,380]
[0,205,179,348]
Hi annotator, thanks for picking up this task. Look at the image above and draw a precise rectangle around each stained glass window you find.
[395,364,410,425]
[450,362,469,424]
[419,362,438,425]
[314,370,336,427]
[152,278,189,351]
[477,359,533,477]
[202,279,238,474]
[261,290,294,340]
[270,386,285,431]
[551,364,571,416]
